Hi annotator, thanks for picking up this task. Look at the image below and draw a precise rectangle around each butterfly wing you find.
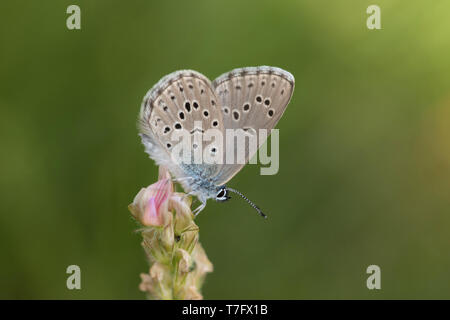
[211,66,295,185]
[139,70,225,193]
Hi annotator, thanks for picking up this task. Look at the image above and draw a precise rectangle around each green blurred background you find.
[1,0,449,299]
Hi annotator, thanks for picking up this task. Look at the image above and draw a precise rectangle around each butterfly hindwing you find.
[139,70,225,192]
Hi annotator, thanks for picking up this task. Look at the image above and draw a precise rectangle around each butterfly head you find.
[215,186,231,202]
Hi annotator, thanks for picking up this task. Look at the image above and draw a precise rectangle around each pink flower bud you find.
[128,176,173,227]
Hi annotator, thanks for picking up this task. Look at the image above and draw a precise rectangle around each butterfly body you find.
[138,66,294,216]
[179,164,223,198]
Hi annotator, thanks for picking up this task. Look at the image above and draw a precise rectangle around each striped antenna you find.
[226,187,267,219]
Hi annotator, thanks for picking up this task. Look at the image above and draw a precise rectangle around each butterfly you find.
[138,66,294,218]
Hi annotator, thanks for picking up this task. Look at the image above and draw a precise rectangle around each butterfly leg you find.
[193,200,207,216]
[171,177,194,183]
[181,191,196,202]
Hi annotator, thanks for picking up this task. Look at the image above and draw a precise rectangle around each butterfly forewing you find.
[211,66,294,185]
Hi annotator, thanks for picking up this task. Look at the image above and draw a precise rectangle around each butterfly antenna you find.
[226,187,267,219]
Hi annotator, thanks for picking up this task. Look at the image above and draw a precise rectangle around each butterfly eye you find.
[216,188,226,199]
